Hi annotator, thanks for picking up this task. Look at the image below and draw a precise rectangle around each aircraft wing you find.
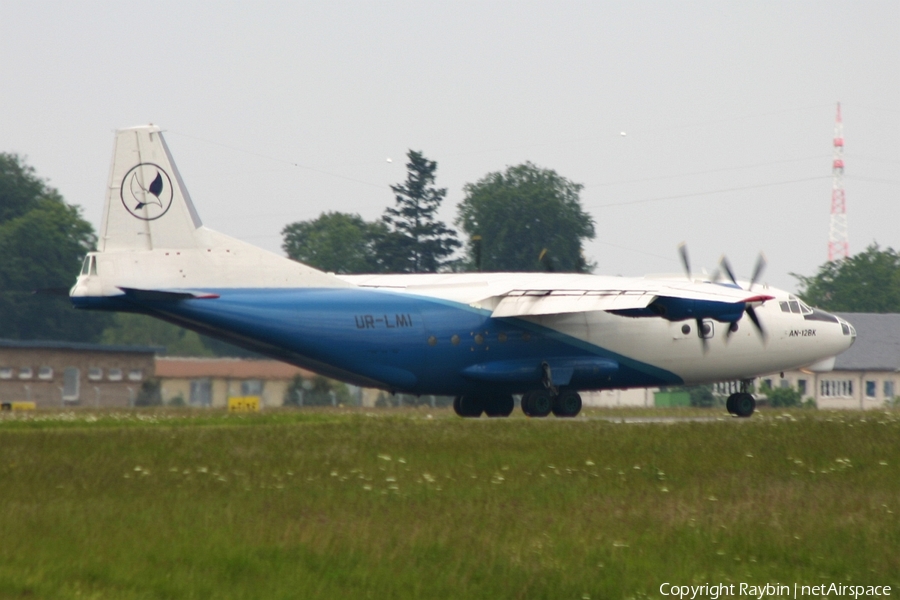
[489,281,769,318]
[491,289,656,317]
[339,273,772,319]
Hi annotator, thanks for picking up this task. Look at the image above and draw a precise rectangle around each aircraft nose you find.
[837,317,856,347]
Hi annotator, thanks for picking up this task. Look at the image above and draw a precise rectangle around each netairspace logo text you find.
[659,583,892,600]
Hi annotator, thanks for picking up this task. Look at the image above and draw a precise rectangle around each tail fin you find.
[99,125,203,251]
[80,124,352,292]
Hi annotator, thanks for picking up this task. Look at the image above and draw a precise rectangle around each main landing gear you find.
[725,392,756,418]
[452,390,582,418]
[452,394,515,418]
[453,362,582,418]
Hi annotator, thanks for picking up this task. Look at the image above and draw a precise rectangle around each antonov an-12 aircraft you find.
[70,125,856,418]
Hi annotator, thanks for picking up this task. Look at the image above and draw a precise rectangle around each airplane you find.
[70,125,856,418]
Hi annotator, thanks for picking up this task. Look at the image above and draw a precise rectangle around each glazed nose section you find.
[837,317,857,347]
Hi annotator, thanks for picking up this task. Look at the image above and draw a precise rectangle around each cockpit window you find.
[780,299,813,315]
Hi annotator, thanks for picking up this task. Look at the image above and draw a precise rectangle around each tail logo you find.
[120,163,174,221]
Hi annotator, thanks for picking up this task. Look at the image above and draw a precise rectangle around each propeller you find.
[679,243,709,352]
[678,242,692,281]
[719,253,768,342]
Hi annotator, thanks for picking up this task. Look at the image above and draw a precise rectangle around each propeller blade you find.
[749,253,767,290]
[726,321,737,341]
[696,318,709,353]
[678,243,691,281]
[720,256,738,286]
[745,306,767,341]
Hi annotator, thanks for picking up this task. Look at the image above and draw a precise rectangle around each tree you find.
[456,162,595,272]
[374,150,460,273]
[793,244,900,312]
[759,382,802,408]
[101,314,213,356]
[664,384,717,407]
[135,378,163,407]
[0,153,112,340]
[281,211,385,274]
[283,374,352,407]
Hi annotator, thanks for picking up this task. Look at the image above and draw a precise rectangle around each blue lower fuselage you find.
[74,287,681,395]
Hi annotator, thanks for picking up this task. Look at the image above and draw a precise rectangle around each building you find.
[0,339,159,408]
[155,357,317,408]
[773,313,900,410]
[582,388,656,407]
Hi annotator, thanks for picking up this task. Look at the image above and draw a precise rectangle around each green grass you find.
[0,407,898,599]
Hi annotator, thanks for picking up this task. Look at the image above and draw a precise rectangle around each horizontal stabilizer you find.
[117,287,220,302]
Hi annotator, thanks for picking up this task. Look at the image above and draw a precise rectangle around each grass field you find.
[1,407,898,599]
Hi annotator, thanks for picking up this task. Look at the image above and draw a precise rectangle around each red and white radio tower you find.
[828,102,849,262]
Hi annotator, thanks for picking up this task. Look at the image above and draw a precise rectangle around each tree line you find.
[2,149,898,349]
[282,151,595,274]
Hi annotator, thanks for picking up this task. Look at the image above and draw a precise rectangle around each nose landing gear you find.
[725,392,756,417]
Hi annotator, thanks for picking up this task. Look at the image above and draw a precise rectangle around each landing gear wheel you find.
[726,393,736,414]
[726,392,755,418]
[552,390,582,417]
[484,394,515,417]
[521,389,553,417]
[453,395,484,418]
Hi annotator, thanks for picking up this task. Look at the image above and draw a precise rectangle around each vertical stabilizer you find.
[99,125,203,251]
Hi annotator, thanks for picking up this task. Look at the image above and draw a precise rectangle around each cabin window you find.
[108,368,123,381]
[88,368,103,381]
[128,369,143,382]
[18,367,33,380]
[0,367,12,380]
[38,366,53,380]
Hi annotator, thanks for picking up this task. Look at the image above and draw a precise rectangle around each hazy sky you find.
[2,1,898,292]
